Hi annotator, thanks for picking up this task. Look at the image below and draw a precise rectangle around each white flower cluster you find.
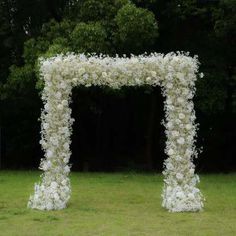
[28,52,204,212]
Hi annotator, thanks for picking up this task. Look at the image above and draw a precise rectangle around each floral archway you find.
[28,52,204,212]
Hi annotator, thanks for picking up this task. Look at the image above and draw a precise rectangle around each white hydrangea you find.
[28,52,204,212]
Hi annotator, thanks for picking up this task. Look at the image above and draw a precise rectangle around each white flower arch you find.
[28,52,204,212]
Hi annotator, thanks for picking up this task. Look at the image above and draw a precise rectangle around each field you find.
[0,171,236,236]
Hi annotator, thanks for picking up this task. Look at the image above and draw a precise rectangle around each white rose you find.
[62,100,68,106]
[57,104,63,110]
[72,78,78,83]
[64,166,70,173]
[176,72,184,80]
[47,150,54,158]
[166,98,172,105]
[185,124,192,130]
[188,193,195,200]
[63,142,69,150]
[176,191,185,199]
[166,83,173,89]
[176,173,183,180]
[177,137,185,145]
[175,155,182,161]
[135,78,141,84]
[177,97,184,104]
[44,103,50,111]
[189,168,195,175]
[102,72,107,78]
[151,71,157,77]
[54,193,59,201]
[172,130,179,137]
[83,73,88,80]
[78,67,85,75]
[178,113,185,119]
[51,181,58,189]
[46,202,53,210]
[55,92,62,99]
[166,122,173,129]
[60,82,67,89]
[167,149,175,155]
[166,162,174,170]
[43,123,49,129]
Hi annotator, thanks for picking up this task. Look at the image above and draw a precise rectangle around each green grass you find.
[0,171,236,236]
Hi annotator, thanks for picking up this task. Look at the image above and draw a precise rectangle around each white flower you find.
[172,130,179,137]
[47,150,54,158]
[51,182,58,189]
[166,98,172,105]
[62,100,68,106]
[177,137,185,145]
[43,123,49,129]
[188,193,194,200]
[61,179,67,186]
[185,124,192,130]
[64,166,70,173]
[166,121,173,129]
[55,92,62,99]
[176,173,183,180]
[175,155,182,161]
[83,73,88,80]
[72,78,78,83]
[166,162,174,170]
[54,193,60,201]
[135,78,141,84]
[166,83,173,89]
[78,67,85,75]
[102,72,107,78]
[167,149,175,155]
[189,168,195,175]
[176,191,185,199]
[60,82,67,89]
[177,97,184,104]
[176,72,184,80]
[46,202,53,210]
[57,104,63,110]
[63,142,70,150]
[178,113,185,119]
[151,71,157,77]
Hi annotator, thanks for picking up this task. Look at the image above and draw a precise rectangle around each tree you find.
[114,3,158,54]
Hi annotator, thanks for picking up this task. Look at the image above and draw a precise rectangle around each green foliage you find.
[23,39,50,65]
[41,19,75,42]
[196,70,227,114]
[213,0,236,38]
[114,3,158,54]
[65,0,129,22]
[1,64,35,100]
[71,22,109,53]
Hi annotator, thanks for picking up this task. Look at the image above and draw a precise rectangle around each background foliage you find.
[0,0,235,171]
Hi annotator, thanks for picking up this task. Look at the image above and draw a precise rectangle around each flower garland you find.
[28,52,204,212]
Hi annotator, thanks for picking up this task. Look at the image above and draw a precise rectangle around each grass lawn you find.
[0,171,236,236]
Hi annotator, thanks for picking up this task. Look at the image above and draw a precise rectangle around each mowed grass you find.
[0,171,236,236]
